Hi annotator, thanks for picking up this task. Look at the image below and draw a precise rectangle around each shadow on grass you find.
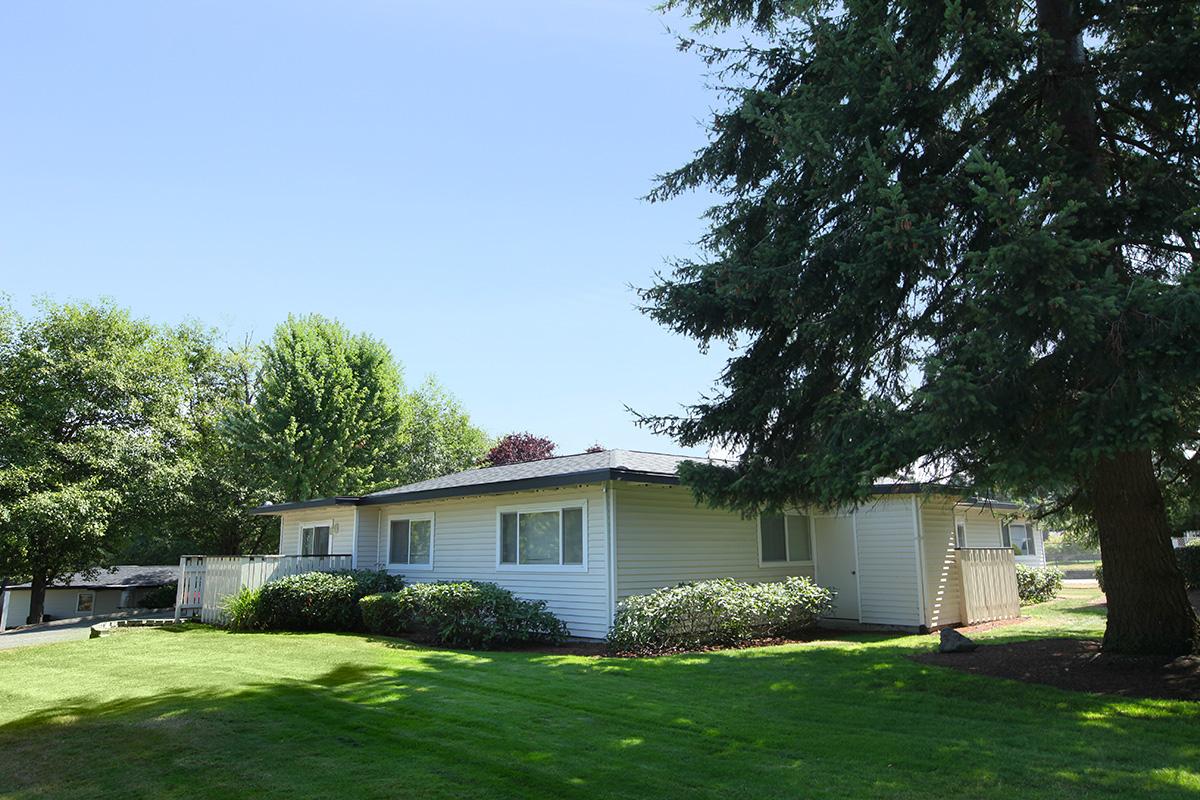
[1,631,1197,799]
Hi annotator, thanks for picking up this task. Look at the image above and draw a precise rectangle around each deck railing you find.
[957,547,1021,625]
[174,554,353,625]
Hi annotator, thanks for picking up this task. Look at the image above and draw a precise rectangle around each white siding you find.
[355,507,381,569]
[853,497,922,627]
[364,484,610,639]
[958,506,1044,567]
[920,499,962,629]
[277,506,356,556]
[1,588,123,627]
[613,483,814,600]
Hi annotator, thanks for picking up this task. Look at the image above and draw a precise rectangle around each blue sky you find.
[0,1,733,456]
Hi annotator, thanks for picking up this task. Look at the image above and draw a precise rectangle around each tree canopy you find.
[642,0,1199,653]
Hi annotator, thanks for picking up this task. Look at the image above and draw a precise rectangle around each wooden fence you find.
[958,547,1021,625]
[174,554,353,625]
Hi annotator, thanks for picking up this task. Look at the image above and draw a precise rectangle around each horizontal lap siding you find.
[614,483,814,599]
[278,507,357,556]
[356,508,380,568]
[963,511,1004,548]
[367,485,610,639]
[854,498,921,627]
[920,500,962,628]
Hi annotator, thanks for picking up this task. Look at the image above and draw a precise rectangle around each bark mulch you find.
[913,637,1200,701]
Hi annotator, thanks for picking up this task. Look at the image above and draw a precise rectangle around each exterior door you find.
[813,515,860,620]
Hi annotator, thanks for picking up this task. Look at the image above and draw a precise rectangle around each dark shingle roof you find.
[4,565,179,591]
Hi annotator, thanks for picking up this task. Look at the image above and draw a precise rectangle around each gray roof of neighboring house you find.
[4,565,179,591]
[248,448,1015,514]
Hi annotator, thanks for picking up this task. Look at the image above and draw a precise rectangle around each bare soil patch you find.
[913,638,1200,701]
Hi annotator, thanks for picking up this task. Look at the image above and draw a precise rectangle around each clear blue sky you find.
[0,1,733,456]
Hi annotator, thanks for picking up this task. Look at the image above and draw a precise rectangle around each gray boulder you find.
[939,628,979,654]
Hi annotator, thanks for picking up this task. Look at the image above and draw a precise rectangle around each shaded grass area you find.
[0,588,1196,799]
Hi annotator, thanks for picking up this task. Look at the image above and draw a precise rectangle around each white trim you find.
[374,508,383,571]
[298,519,334,556]
[605,481,617,627]
[76,591,96,614]
[911,496,929,628]
[850,508,863,623]
[756,512,816,567]
[495,498,589,572]
[278,516,285,556]
[385,512,436,570]
[0,591,10,632]
[351,507,360,569]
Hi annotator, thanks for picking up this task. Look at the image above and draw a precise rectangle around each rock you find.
[939,628,979,654]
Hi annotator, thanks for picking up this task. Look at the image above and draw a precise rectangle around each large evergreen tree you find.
[641,0,1200,653]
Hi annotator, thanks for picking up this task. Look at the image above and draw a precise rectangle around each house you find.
[249,449,1036,638]
[0,565,179,631]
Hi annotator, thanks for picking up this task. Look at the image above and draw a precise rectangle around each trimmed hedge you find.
[360,581,569,649]
[1015,564,1063,604]
[607,577,834,656]
[226,570,403,632]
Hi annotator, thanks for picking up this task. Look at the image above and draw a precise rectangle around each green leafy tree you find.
[235,315,406,500]
[394,377,490,485]
[0,300,186,623]
[641,1,1199,653]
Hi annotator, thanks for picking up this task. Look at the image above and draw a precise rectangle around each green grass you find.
[0,588,1195,799]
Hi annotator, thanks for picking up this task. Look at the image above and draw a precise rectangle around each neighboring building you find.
[250,450,1036,638]
[0,565,178,631]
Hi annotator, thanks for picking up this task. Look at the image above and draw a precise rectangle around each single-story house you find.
[0,565,179,631]
[250,449,1038,638]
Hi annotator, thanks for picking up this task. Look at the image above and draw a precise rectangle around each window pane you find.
[315,526,331,556]
[786,515,812,561]
[301,528,312,555]
[760,514,787,561]
[562,507,584,565]
[1011,524,1031,555]
[410,520,432,564]
[519,511,560,564]
[77,593,94,612]
[955,522,966,548]
[389,520,410,565]
[500,513,518,564]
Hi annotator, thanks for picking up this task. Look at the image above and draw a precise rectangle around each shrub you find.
[606,577,834,656]
[137,581,178,609]
[1095,564,1104,593]
[359,581,569,649]
[224,586,264,631]
[1178,540,1200,590]
[1015,565,1064,604]
[244,570,404,632]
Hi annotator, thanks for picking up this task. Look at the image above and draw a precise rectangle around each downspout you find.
[606,480,618,632]
[0,579,8,632]
[351,507,360,569]
[911,496,930,631]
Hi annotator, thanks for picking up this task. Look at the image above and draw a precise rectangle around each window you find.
[389,516,433,567]
[759,513,813,564]
[1005,522,1035,556]
[76,592,95,613]
[300,523,332,556]
[954,517,967,549]
[498,503,586,568]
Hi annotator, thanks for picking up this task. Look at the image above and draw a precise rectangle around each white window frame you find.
[76,591,96,613]
[1007,521,1035,556]
[495,499,588,572]
[386,513,435,571]
[954,515,967,549]
[298,520,334,556]
[757,513,815,567]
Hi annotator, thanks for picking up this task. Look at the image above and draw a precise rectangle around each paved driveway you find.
[0,610,173,650]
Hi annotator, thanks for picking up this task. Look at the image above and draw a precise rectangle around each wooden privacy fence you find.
[174,554,353,625]
[957,547,1021,625]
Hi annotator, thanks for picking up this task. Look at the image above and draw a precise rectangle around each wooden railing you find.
[957,547,1021,625]
[174,554,353,625]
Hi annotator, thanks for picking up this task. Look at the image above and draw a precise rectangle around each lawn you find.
[0,587,1195,799]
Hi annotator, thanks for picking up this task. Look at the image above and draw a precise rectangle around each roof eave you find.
[247,496,362,515]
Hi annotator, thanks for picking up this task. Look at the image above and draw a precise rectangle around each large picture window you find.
[389,516,433,567]
[759,513,813,564]
[498,503,585,568]
[1005,522,1035,556]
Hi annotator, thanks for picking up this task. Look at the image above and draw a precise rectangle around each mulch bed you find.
[913,638,1200,701]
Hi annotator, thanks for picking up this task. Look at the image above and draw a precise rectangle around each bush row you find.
[1015,564,1063,604]
[606,577,833,656]
[224,570,404,632]
[360,581,569,649]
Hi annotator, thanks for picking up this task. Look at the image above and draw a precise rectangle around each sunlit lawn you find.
[0,587,1196,799]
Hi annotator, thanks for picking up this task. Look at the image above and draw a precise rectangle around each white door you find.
[813,515,860,620]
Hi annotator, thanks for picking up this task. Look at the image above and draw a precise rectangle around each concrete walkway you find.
[0,609,173,650]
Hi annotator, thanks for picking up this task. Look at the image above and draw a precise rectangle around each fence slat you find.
[957,548,1020,625]
[174,554,353,625]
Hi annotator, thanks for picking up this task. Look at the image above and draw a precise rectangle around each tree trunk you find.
[26,572,47,626]
[1091,450,1199,654]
